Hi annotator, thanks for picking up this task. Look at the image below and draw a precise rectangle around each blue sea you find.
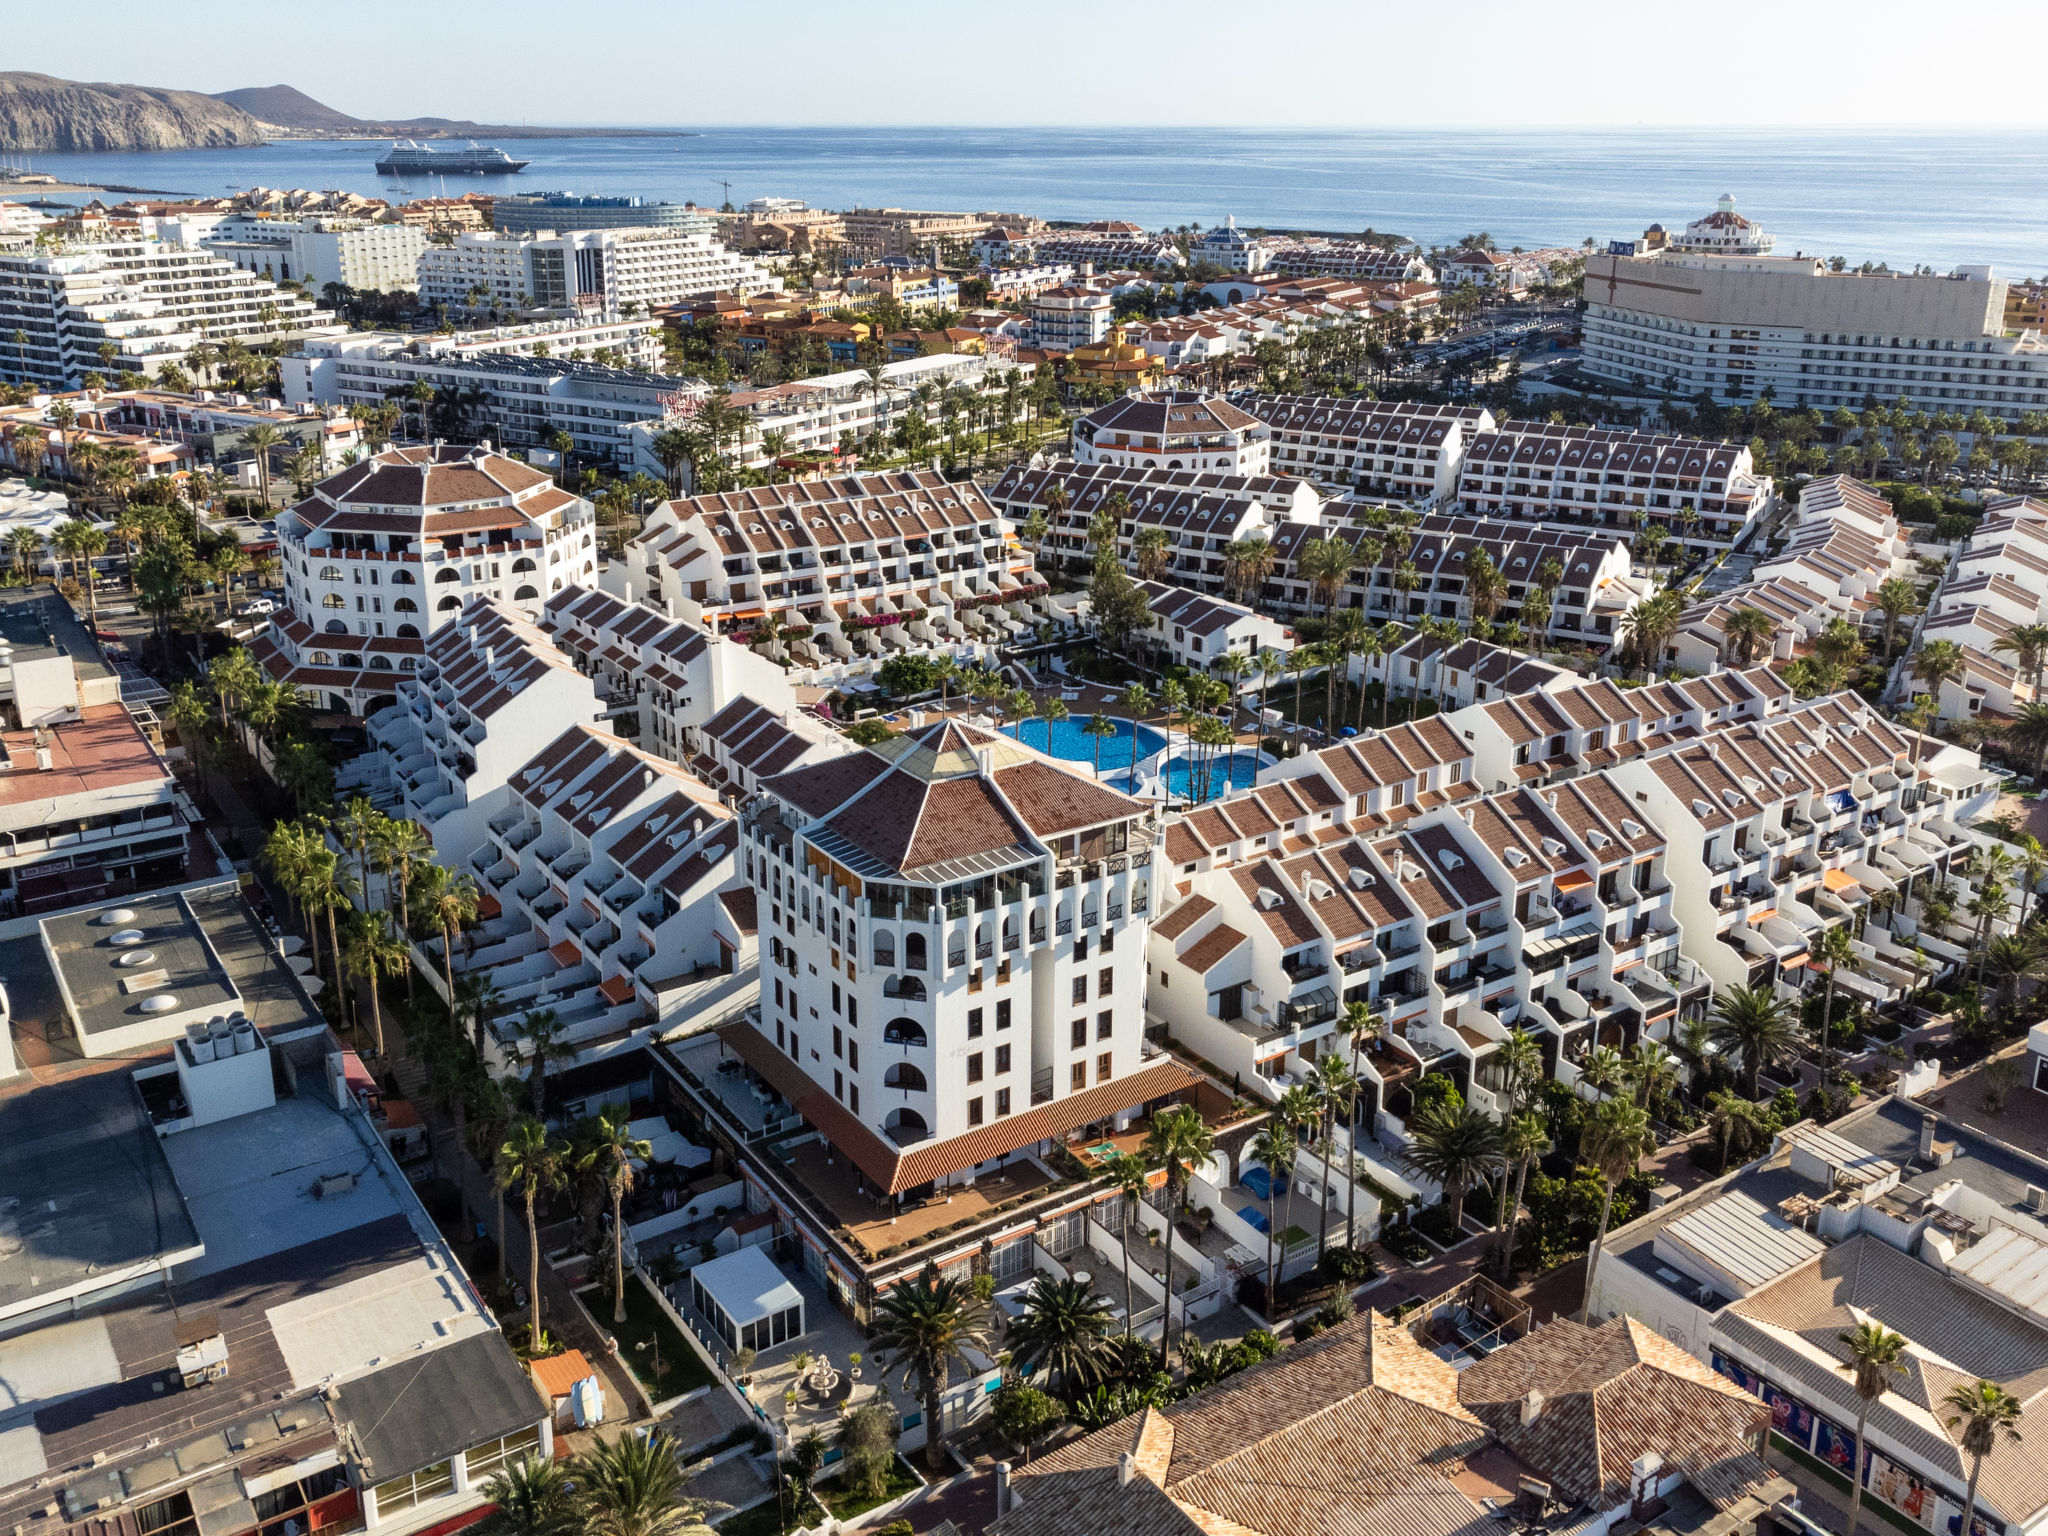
[18,126,2048,274]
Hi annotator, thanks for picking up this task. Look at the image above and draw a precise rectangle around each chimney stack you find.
[1520,1389,1545,1425]
[35,745,52,772]
[995,1462,1013,1515]
[624,579,634,605]
[1919,1115,1937,1161]
[1118,1452,1137,1488]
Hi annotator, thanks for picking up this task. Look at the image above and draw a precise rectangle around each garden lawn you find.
[613,1274,716,1396]
[714,1493,826,1536]
[817,1457,922,1522]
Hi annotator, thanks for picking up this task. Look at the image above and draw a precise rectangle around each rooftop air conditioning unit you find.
[2026,1185,2048,1213]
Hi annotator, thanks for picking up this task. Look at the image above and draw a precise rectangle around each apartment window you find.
[1074,934,1089,962]
[1098,967,1114,996]
[372,1462,453,1516]
[994,1044,1011,1075]
[966,1051,984,1084]
[1072,975,1088,1005]
[995,1087,1012,1116]
[848,998,858,1027]
[831,983,841,1014]
[849,1083,859,1114]
[996,998,1011,1030]
[1098,1052,1114,1084]
[1070,1062,1087,1092]
[1071,1017,1087,1048]
[848,1040,858,1071]
[967,1007,983,1038]
[832,1027,842,1058]
[1097,1009,1113,1041]
[834,1069,843,1100]
[968,1096,984,1126]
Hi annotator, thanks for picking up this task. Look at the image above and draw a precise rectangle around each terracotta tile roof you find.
[717,886,758,935]
[1177,924,1247,976]
[1152,893,1216,943]
[993,760,1146,839]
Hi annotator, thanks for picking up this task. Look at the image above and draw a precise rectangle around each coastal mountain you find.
[0,71,265,151]
[211,83,678,141]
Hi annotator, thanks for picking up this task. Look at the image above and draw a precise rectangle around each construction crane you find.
[712,179,734,210]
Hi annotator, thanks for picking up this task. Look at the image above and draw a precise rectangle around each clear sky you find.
[16,0,2048,128]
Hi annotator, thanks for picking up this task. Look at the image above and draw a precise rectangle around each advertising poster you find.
[1711,1351,1763,1397]
[1813,1416,1858,1474]
[1868,1450,1933,1527]
[1760,1383,1814,1448]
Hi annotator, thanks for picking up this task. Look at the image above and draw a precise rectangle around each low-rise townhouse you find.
[256,444,600,715]
[1356,631,1574,712]
[1438,245,1581,292]
[1674,578,1840,672]
[340,598,604,866]
[1234,394,1494,502]
[625,469,1048,676]
[1261,512,1644,646]
[1910,494,2048,721]
[538,585,802,768]
[979,262,1074,300]
[1128,580,1293,682]
[1264,240,1435,282]
[462,722,746,1059]
[1456,422,1775,555]
[1072,391,1273,476]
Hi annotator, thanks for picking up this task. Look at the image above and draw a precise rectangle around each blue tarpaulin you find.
[1827,790,1856,815]
[1239,1206,1270,1233]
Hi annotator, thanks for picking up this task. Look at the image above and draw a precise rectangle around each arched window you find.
[873,933,896,967]
[583,560,595,576]
[511,557,537,573]
[309,650,332,665]
[903,933,927,971]
[883,1018,928,1048]
[324,618,348,634]
[393,597,418,613]
[437,595,461,611]
[369,656,392,670]
[319,565,342,581]
[396,623,420,638]
[339,653,362,668]
[513,585,539,601]
[321,593,344,608]
[883,1062,928,1093]
[400,658,417,671]
[435,568,461,583]
[883,1107,930,1145]
[552,577,564,591]
[390,569,416,584]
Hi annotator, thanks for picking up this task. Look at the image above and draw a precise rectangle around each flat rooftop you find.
[0,1064,200,1318]
[44,890,239,1040]
[0,703,167,808]
[0,585,112,684]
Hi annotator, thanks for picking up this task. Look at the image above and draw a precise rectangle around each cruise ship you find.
[374,140,530,176]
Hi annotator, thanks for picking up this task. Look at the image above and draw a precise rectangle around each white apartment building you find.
[256,443,599,714]
[1456,422,1774,555]
[1235,394,1494,502]
[340,597,603,875]
[1265,241,1434,283]
[1355,632,1573,713]
[726,718,1193,1200]
[1130,580,1293,682]
[416,226,781,316]
[981,263,1074,300]
[282,335,697,466]
[1073,391,1274,477]
[459,721,747,1058]
[626,469,1049,674]
[1908,493,2048,722]
[1667,193,1776,256]
[1263,511,1645,645]
[1028,286,1114,352]
[0,237,340,389]
[1189,217,1275,273]
[193,214,431,295]
[1580,249,2048,417]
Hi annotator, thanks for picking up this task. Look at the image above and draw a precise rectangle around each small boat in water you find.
[374,140,529,176]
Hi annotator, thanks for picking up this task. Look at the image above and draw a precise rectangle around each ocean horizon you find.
[17,125,2048,274]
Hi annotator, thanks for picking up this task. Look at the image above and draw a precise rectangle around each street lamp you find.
[634,1335,662,1386]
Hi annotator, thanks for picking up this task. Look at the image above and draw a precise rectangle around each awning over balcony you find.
[598,974,636,1005]
[548,938,581,965]
[1526,917,1600,958]
[1821,869,1860,894]
[1554,869,1594,892]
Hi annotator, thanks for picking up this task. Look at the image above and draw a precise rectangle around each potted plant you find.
[847,1351,863,1384]
[733,1345,756,1387]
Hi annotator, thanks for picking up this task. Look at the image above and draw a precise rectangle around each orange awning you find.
[1554,869,1594,892]
[531,1349,595,1399]
[1822,869,1861,893]
[1614,958,1643,972]
[548,938,580,966]
[598,974,636,1005]
[1748,908,1776,922]
[1781,953,1809,970]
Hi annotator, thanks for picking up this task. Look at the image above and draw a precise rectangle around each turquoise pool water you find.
[1002,715,1167,766]
[1104,752,1262,803]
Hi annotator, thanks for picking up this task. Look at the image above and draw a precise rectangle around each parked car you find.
[238,598,277,616]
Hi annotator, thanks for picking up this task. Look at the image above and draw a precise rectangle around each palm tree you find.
[1912,639,1968,716]
[869,1270,992,1473]
[241,423,286,510]
[498,1118,566,1351]
[1007,1275,1116,1396]
[426,871,481,1030]
[1708,984,1801,1099]
[1840,1323,1910,1536]
[334,794,382,909]
[1722,607,1779,667]
[513,1008,568,1118]
[1983,932,2046,1029]
[1248,1121,1297,1307]
[1872,577,1923,660]
[1120,682,1152,781]
[1309,1054,1356,1260]
[1810,923,1858,1085]
[1140,1103,1215,1367]
[342,911,407,1058]
[1100,1150,1151,1338]
[1575,1096,1653,1325]
[1941,1378,2024,1536]
[1401,1100,1505,1235]
[570,1429,716,1536]
[1495,1111,1551,1284]
[373,819,434,993]
[483,1455,575,1536]
[1334,1001,1381,1247]
[1995,623,2048,701]
[585,1108,653,1324]
[1081,711,1117,777]
[1132,526,1171,581]
[1578,1044,1626,1100]
[1619,1040,1679,1110]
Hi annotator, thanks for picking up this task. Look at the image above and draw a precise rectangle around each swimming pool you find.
[1002,715,1167,769]
[1102,752,1261,804]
